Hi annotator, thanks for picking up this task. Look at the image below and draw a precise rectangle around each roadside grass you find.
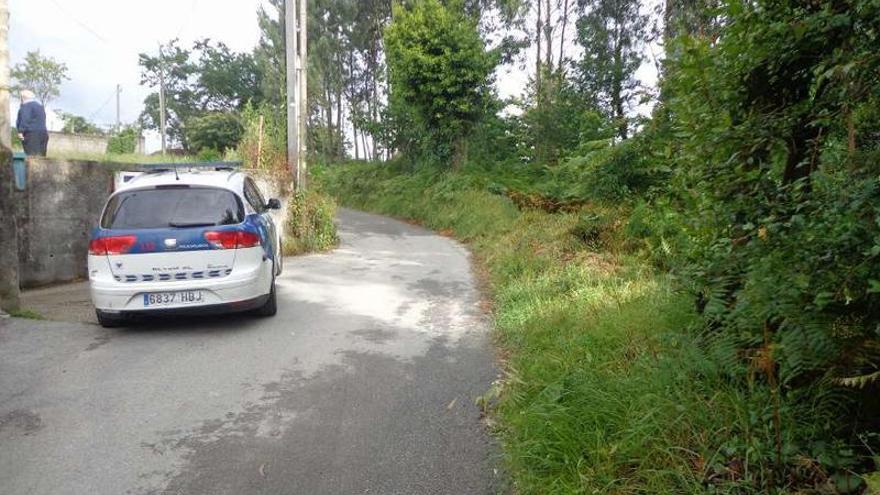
[7,308,44,320]
[282,189,340,256]
[318,162,773,494]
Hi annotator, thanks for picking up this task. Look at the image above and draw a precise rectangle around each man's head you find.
[19,89,36,102]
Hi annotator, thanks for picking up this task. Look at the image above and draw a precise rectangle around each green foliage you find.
[139,39,260,150]
[283,190,339,255]
[616,0,880,487]
[574,0,648,138]
[11,50,69,105]
[318,162,799,493]
[106,126,140,154]
[7,308,44,320]
[184,112,243,154]
[384,0,497,167]
[514,77,614,164]
[238,103,287,173]
[59,113,103,135]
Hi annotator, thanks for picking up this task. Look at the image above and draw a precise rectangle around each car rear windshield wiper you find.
[168,222,217,228]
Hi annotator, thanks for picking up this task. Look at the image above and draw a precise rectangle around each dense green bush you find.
[238,103,287,173]
[626,0,880,486]
[106,126,140,154]
[185,112,243,155]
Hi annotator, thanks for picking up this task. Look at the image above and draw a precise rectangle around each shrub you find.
[238,103,286,172]
[107,126,140,154]
[185,112,243,154]
[283,190,339,255]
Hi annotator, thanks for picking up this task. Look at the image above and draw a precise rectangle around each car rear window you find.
[101,187,244,229]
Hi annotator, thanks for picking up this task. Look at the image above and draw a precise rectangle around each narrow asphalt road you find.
[0,209,500,495]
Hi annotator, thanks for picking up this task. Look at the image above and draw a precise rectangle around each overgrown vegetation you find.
[236,103,339,256]
[282,189,339,256]
[319,162,793,493]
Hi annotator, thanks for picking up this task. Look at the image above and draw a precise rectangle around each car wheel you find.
[96,309,125,328]
[255,278,277,317]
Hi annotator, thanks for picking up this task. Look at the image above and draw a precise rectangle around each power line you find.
[47,0,109,44]
[85,90,116,122]
[173,0,199,40]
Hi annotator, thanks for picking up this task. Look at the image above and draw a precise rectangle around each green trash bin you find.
[12,151,26,191]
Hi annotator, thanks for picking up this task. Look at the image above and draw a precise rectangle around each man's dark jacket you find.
[16,100,47,132]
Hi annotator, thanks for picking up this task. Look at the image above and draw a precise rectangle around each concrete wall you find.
[14,161,290,289]
[47,132,146,156]
[16,159,117,288]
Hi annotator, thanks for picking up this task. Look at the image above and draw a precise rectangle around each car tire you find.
[96,310,125,328]
[255,278,277,317]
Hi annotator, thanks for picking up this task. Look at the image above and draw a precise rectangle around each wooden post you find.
[256,114,265,169]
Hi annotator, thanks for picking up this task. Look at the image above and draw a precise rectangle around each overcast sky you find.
[10,0,266,129]
[9,1,656,151]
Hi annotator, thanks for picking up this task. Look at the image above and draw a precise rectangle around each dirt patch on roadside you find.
[20,282,96,324]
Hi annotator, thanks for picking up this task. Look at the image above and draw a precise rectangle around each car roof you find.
[116,170,246,194]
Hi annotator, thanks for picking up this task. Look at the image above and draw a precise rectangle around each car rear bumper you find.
[100,294,270,318]
[90,259,273,313]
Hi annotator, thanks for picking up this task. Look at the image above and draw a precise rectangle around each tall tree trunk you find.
[544,0,553,74]
[612,27,627,139]
[559,0,570,68]
[536,0,543,95]
[353,122,360,160]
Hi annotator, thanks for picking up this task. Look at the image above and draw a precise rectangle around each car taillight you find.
[89,235,137,255]
[204,230,260,249]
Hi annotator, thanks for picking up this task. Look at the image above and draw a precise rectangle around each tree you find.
[254,0,287,107]
[194,40,263,111]
[575,0,648,139]
[11,50,69,105]
[139,39,261,150]
[59,112,103,135]
[185,112,243,153]
[138,40,198,149]
[385,0,497,167]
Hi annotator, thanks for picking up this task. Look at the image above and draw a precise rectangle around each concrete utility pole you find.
[158,45,167,154]
[298,0,308,190]
[284,0,299,189]
[115,84,122,129]
[0,0,20,312]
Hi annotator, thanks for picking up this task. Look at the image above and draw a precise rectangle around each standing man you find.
[16,89,48,156]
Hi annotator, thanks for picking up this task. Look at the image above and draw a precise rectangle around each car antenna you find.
[173,161,180,181]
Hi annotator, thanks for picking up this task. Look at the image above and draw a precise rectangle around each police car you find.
[88,167,283,327]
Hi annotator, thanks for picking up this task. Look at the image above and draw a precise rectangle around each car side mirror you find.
[266,198,282,210]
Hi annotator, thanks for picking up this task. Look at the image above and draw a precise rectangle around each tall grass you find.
[318,161,801,494]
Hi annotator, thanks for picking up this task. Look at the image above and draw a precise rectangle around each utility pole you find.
[0,0,20,312]
[115,84,122,129]
[158,45,167,154]
[298,0,308,190]
[284,0,300,189]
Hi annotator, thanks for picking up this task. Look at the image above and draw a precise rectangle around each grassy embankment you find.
[317,161,781,494]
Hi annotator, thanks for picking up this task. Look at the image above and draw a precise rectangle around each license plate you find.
[143,291,204,307]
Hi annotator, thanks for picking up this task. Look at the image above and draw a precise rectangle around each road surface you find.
[0,209,501,494]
